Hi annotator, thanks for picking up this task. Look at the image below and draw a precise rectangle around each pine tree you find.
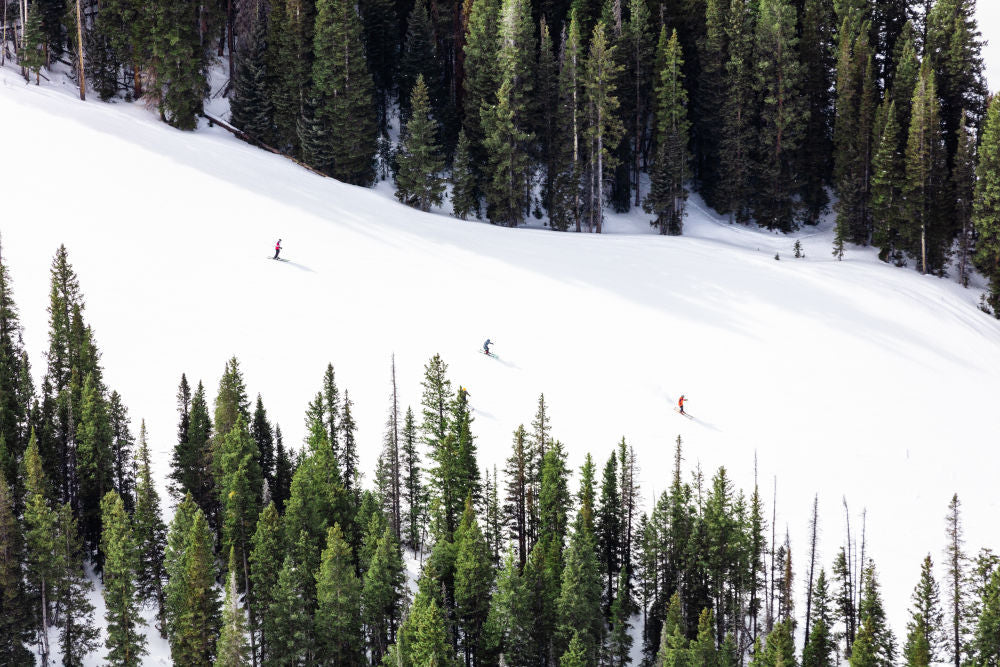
[76,372,113,555]
[556,503,603,661]
[217,414,262,607]
[24,430,58,665]
[386,590,457,666]
[397,75,447,211]
[903,61,948,275]
[538,442,571,568]
[166,507,221,666]
[216,548,251,667]
[400,406,424,553]
[252,394,275,488]
[973,95,1000,315]
[0,473,32,663]
[251,501,285,663]
[362,524,406,662]
[305,0,377,184]
[451,130,479,219]
[549,12,585,231]
[462,0,501,186]
[230,3,273,141]
[149,0,209,128]
[717,0,756,223]
[455,497,494,665]
[583,21,624,233]
[20,4,46,84]
[101,491,148,666]
[609,568,633,665]
[314,524,363,664]
[268,554,313,665]
[952,114,977,287]
[52,502,99,667]
[596,451,621,612]
[645,28,690,235]
[870,100,906,263]
[906,555,946,663]
[854,561,896,667]
[133,421,168,635]
[398,0,442,122]
[0,238,31,489]
[798,0,835,224]
[107,392,135,512]
[359,0,398,128]
[753,0,805,231]
[655,594,688,667]
[751,619,797,667]
[973,567,1000,667]
[944,495,971,667]
[804,569,836,667]
[697,0,728,209]
[482,548,531,664]
[505,425,531,567]
[537,17,561,215]
[481,0,536,226]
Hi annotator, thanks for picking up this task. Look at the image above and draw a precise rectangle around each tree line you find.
[5,0,1000,309]
[1,243,1000,665]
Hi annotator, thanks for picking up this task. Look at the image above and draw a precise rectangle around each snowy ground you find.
[3,62,1000,663]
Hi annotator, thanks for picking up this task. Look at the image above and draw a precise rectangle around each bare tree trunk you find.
[573,64,580,233]
[75,0,85,100]
[391,355,401,539]
[804,495,819,641]
[40,576,50,666]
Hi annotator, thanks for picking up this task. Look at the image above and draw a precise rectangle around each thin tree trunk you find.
[768,477,776,633]
[242,535,259,667]
[805,495,819,644]
[75,0,85,100]
[40,576,50,666]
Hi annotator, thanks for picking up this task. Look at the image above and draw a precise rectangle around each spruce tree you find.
[314,524,363,664]
[944,495,971,667]
[268,554,313,665]
[251,394,275,488]
[398,0,443,122]
[455,497,494,665]
[101,491,148,666]
[107,392,135,512]
[230,3,273,141]
[717,0,756,223]
[216,548,251,667]
[891,26,919,142]
[645,28,690,235]
[149,0,208,128]
[24,430,58,665]
[906,555,946,663]
[482,549,531,664]
[973,95,1000,315]
[386,590,457,666]
[871,100,906,263]
[549,13,585,232]
[596,451,621,612]
[76,372,113,555]
[362,524,406,663]
[250,501,285,663]
[217,414,262,607]
[133,421,168,635]
[537,17,561,214]
[359,0,398,128]
[53,502,99,667]
[451,130,479,219]
[462,0,501,185]
[854,561,897,667]
[973,567,1000,667]
[0,473,32,663]
[0,237,31,488]
[903,61,948,275]
[753,0,805,231]
[556,503,603,661]
[697,0,728,209]
[798,0,835,224]
[272,425,293,511]
[583,21,624,233]
[166,507,221,666]
[751,619,797,667]
[952,114,977,287]
[400,406,424,553]
[505,424,531,567]
[305,0,377,184]
[609,568,633,666]
[396,74,447,211]
[804,569,835,667]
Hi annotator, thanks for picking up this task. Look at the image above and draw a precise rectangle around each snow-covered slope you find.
[3,66,1000,653]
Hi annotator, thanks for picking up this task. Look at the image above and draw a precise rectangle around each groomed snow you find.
[3,64,1000,662]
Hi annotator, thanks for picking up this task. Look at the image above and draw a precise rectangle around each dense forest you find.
[0,243,999,666]
[3,0,1000,310]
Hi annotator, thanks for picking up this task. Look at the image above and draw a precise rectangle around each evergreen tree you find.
[216,548,251,667]
[0,238,31,488]
[481,0,536,226]
[230,3,274,141]
[268,554,313,665]
[24,430,58,665]
[655,594,688,667]
[101,491,147,666]
[396,75,447,211]
[455,497,494,665]
[385,590,457,666]
[340,391,359,497]
[107,392,135,512]
[973,95,1000,315]
[609,568,633,666]
[697,0,728,209]
[944,495,971,667]
[400,406,424,553]
[596,451,621,611]
[0,473,32,663]
[556,503,603,661]
[273,425,293,510]
[462,0,501,186]
[902,61,948,275]
[537,17,562,215]
[304,0,377,184]
[149,0,209,128]
[362,524,407,663]
[398,0,443,122]
[891,25,919,142]
[217,414,262,605]
[315,524,363,664]
[562,630,590,666]
[583,21,625,233]
[952,114,977,287]
[481,548,532,664]
[798,0,835,224]
[252,394,275,487]
[717,0,756,223]
[870,100,906,263]
[548,13,585,231]
[76,372,113,555]
[166,507,221,666]
[804,569,836,667]
[359,0,398,128]
[753,0,805,231]
[451,130,479,219]
[54,502,100,667]
[973,567,1000,667]
[751,619,797,667]
[906,555,946,663]
[505,424,531,567]
[133,421,168,635]
[645,28,690,235]
[538,441,571,568]
[854,562,896,667]
[251,501,285,663]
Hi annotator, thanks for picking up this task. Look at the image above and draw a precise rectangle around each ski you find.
[673,407,693,420]
[268,257,290,262]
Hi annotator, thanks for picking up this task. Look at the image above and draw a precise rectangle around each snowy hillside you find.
[3,63,1000,654]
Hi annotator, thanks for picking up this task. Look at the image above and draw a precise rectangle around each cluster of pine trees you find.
[6,0,1000,307]
[2,239,1000,666]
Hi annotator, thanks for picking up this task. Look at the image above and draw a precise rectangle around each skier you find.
[678,395,687,415]
[483,339,493,356]
[273,239,282,260]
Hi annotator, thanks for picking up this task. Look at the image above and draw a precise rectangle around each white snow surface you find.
[3,64,1000,663]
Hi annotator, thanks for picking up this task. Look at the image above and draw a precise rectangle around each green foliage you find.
[76,372,113,555]
[250,501,285,662]
[101,491,147,666]
[583,21,624,233]
[451,130,479,220]
[362,524,406,663]
[0,473,32,663]
[455,497,494,663]
[396,75,447,212]
[717,0,756,223]
[149,0,208,128]
[974,567,1000,667]
[973,95,1000,315]
[315,524,363,663]
[645,28,689,235]
[556,504,602,661]
[804,569,836,667]
[385,590,458,666]
[871,100,905,262]
[548,13,584,232]
[215,550,251,667]
[165,506,221,666]
[216,414,262,582]
[268,554,313,665]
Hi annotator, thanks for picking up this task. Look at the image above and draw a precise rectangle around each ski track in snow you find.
[2,65,1000,663]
